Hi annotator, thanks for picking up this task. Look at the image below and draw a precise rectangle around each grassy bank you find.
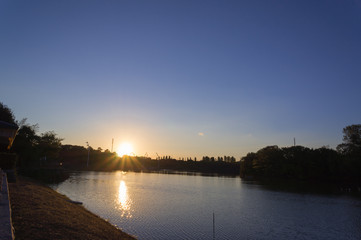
[8,176,136,240]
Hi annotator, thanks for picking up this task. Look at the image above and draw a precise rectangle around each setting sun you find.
[116,142,134,157]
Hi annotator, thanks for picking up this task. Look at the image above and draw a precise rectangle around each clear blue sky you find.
[1,0,361,159]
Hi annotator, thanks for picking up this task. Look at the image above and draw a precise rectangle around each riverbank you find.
[8,176,136,240]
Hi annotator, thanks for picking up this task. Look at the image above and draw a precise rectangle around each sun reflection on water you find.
[117,180,132,218]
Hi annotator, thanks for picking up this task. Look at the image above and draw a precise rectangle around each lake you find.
[50,171,361,240]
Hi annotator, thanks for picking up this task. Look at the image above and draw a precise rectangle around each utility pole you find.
[111,138,114,153]
[86,142,90,167]
[294,138,296,146]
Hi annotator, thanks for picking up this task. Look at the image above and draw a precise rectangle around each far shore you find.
[9,176,136,240]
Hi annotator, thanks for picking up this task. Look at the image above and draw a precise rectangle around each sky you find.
[1,0,361,159]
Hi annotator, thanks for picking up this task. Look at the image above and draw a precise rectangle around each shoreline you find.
[8,176,136,240]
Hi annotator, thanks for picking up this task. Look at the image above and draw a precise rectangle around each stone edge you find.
[1,172,14,240]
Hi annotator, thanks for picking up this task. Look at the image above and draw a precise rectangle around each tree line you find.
[1,102,239,175]
[59,148,240,175]
[240,125,361,186]
[1,102,360,185]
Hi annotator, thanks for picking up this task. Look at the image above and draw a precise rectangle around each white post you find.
[213,212,215,240]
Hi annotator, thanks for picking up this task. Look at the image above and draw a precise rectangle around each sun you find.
[116,142,134,157]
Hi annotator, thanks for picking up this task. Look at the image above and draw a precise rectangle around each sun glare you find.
[116,142,134,157]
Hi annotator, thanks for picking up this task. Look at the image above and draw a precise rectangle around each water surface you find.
[51,171,361,240]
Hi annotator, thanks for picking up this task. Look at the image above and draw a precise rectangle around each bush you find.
[0,152,17,170]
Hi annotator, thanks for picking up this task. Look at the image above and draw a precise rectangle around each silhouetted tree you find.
[336,124,361,183]
[0,102,16,124]
[12,123,40,168]
[337,124,361,155]
[240,152,257,178]
[202,156,210,162]
[38,131,63,160]
[254,146,283,177]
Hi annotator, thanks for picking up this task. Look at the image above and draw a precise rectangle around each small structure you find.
[0,121,18,151]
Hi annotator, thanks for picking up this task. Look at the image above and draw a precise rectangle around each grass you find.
[8,176,136,240]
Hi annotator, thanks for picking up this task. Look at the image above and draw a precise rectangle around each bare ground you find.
[8,176,136,240]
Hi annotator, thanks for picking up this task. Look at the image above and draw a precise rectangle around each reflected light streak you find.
[117,180,132,218]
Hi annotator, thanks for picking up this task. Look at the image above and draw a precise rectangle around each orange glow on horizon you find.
[116,142,134,157]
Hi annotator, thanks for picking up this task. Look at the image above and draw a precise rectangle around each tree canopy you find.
[0,102,16,124]
[337,124,361,155]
